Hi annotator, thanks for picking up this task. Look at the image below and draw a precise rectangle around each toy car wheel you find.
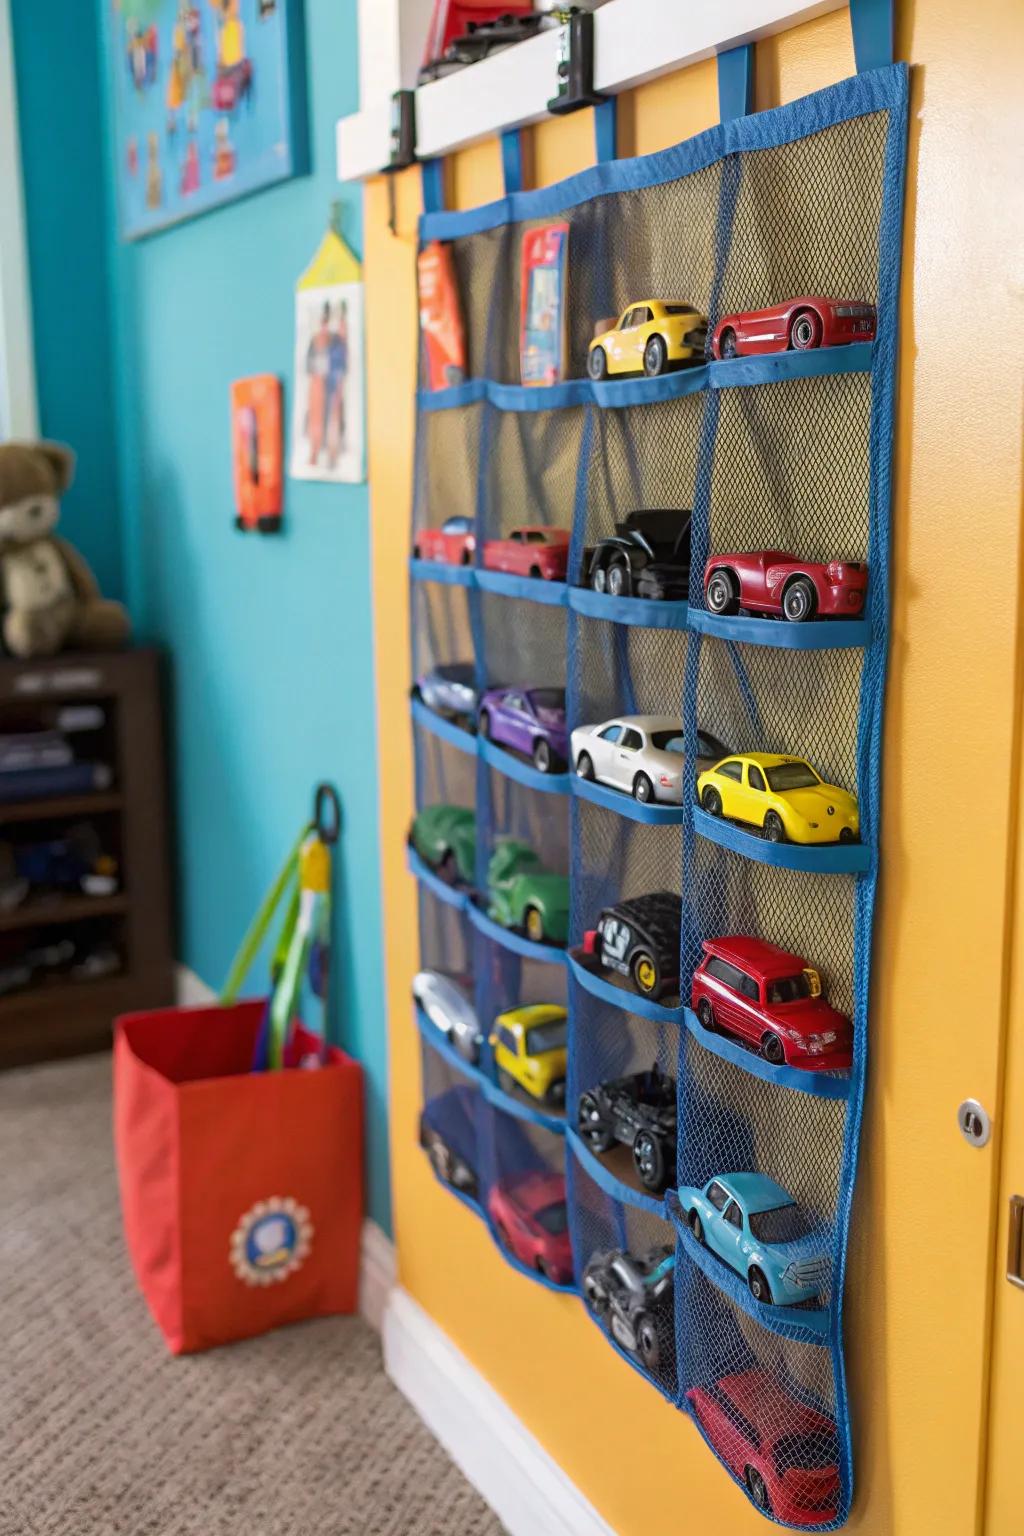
[719,327,738,359]
[578,1092,615,1153]
[790,309,823,350]
[413,542,422,560]
[533,738,552,773]
[583,1271,608,1314]
[546,1078,566,1106]
[748,1266,774,1304]
[438,849,460,883]
[745,1468,771,1512]
[524,906,545,944]
[529,564,542,579]
[701,786,723,817]
[606,559,631,598]
[697,997,716,1033]
[633,1129,665,1191]
[536,1257,552,1280]
[763,811,786,843]
[633,772,654,803]
[479,710,491,739]
[590,563,608,594]
[643,335,668,376]
[782,575,817,622]
[498,1068,518,1095]
[426,1133,453,1184]
[839,827,857,844]
[632,950,661,997]
[636,1312,661,1369]
[705,568,739,615]
[588,346,609,381]
[762,1031,785,1065]
[576,751,595,780]
[690,1211,704,1244]
[461,549,472,565]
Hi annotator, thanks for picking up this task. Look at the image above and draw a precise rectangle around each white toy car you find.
[570,715,731,804]
[412,970,483,1063]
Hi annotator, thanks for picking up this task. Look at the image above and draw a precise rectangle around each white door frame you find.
[0,0,39,438]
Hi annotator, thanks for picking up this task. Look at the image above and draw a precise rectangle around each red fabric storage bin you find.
[114,999,363,1355]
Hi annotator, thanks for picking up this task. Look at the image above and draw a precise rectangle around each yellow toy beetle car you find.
[696,752,859,845]
[587,301,708,380]
[489,1004,568,1106]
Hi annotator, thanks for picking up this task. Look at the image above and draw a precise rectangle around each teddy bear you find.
[0,440,130,659]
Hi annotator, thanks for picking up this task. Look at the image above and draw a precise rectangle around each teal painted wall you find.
[15,0,391,1230]
[10,0,124,599]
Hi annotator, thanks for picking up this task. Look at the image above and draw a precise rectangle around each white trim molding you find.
[383,1287,619,1536]
[0,0,37,438]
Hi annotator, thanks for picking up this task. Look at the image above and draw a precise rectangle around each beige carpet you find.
[0,1054,505,1536]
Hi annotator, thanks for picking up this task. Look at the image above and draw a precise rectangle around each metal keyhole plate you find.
[958,1098,992,1147]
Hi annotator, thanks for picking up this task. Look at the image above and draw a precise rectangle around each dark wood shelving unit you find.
[0,649,174,1068]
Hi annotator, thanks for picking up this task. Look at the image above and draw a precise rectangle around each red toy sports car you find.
[482,526,570,581]
[687,1369,840,1525]
[487,1171,573,1283]
[703,551,867,623]
[414,514,475,566]
[711,297,876,359]
[691,935,852,1071]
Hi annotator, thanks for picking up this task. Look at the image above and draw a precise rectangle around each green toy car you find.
[486,840,569,946]
[410,804,476,886]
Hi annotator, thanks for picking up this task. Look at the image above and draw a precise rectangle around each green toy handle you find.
[218,826,310,1006]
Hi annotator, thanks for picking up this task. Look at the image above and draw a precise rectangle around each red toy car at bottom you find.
[704,551,867,623]
[482,526,570,581]
[487,1171,573,1283]
[687,1370,840,1525]
[691,935,852,1072]
[711,297,876,359]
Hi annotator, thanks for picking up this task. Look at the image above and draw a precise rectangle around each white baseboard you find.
[383,1287,618,1536]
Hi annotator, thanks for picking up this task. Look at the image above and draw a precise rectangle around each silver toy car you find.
[415,662,478,722]
[412,969,483,1063]
[570,715,730,804]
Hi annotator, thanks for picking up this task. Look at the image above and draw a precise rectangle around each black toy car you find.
[581,891,682,1000]
[419,1085,479,1199]
[419,13,545,82]
[577,1063,678,1191]
[581,509,691,600]
[582,1244,676,1371]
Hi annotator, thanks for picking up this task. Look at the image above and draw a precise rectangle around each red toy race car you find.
[703,551,867,623]
[414,514,476,566]
[487,1171,573,1283]
[687,1370,840,1525]
[711,297,876,359]
[482,526,570,581]
[691,935,852,1071]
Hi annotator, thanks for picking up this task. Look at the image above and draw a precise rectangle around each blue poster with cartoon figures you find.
[108,0,306,239]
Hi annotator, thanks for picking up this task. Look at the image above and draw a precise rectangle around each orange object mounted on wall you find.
[231,374,283,533]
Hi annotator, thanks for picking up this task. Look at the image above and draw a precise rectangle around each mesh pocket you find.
[482,405,588,543]
[419,1033,482,1206]
[479,1105,573,1287]
[478,591,567,698]
[413,402,484,548]
[411,579,477,710]
[569,1147,679,1400]
[475,932,568,1117]
[414,716,478,814]
[418,884,473,979]
[569,614,688,727]
[679,1255,845,1527]
[478,766,570,939]
[571,799,682,979]
[452,226,515,381]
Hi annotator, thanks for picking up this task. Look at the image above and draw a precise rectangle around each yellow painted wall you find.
[363,6,1024,1532]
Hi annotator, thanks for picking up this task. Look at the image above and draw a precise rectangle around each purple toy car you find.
[478,687,567,773]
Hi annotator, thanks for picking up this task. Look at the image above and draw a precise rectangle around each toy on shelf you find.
[582,1245,676,1370]
[489,1003,568,1105]
[581,892,682,1000]
[704,551,868,623]
[687,1371,840,1525]
[418,240,467,390]
[571,716,731,803]
[711,298,876,360]
[587,301,708,380]
[486,840,569,946]
[697,753,859,846]
[577,1063,678,1192]
[0,441,130,659]
[419,1085,479,1197]
[1,823,119,910]
[482,525,569,581]
[414,662,479,723]
[581,509,690,600]
[692,937,852,1071]
[678,1173,830,1307]
[231,375,283,533]
[414,514,475,565]
[488,1171,573,1283]
[409,804,477,884]
[413,970,483,1062]
[419,0,536,82]
[479,687,567,772]
[520,222,570,386]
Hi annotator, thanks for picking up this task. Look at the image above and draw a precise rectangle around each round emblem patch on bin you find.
[230,1197,313,1287]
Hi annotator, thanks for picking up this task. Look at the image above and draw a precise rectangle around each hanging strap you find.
[501,129,524,194]
[593,97,617,162]
[420,157,446,215]
[850,0,895,73]
[717,44,754,123]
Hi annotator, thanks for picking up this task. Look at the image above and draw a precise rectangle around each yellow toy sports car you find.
[696,752,859,845]
[587,301,708,380]
[489,1004,568,1106]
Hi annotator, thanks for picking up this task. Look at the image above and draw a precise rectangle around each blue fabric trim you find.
[687,609,872,650]
[683,1008,851,1100]
[709,342,874,390]
[478,735,571,795]
[487,379,593,411]
[672,1215,832,1343]
[691,806,873,874]
[410,697,477,755]
[566,1128,669,1220]
[409,557,475,587]
[568,588,690,631]
[420,158,446,215]
[500,129,524,195]
[568,952,685,1026]
[851,0,895,74]
[717,44,754,123]
[406,844,470,910]
[467,901,568,965]
[593,97,617,163]
[474,570,569,607]
[419,379,487,413]
[570,774,686,825]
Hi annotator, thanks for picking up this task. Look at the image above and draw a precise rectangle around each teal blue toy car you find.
[486,840,569,946]
[678,1172,829,1307]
